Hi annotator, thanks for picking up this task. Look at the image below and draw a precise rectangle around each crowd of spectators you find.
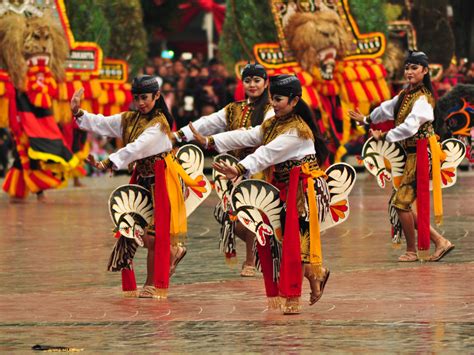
[137,53,237,130]
[433,58,474,97]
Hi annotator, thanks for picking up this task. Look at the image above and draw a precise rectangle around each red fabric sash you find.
[256,240,279,297]
[154,160,171,290]
[121,169,139,292]
[278,167,303,298]
[416,139,430,252]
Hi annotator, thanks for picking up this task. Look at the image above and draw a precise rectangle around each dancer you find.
[174,63,274,277]
[71,75,205,298]
[349,51,454,262]
[192,74,331,314]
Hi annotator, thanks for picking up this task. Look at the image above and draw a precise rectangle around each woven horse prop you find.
[361,136,466,244]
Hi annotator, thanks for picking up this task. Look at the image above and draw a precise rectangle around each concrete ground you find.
[0,172,473,353]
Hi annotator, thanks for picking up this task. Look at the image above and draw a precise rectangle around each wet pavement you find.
[1,172,473,353]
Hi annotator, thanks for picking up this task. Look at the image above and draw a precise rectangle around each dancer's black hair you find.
[241,63,270,126]
[131,75,174,128]
[404,50,434,95]
[270,74,328,165]
[293,99,329,165]
[404,51,448,137]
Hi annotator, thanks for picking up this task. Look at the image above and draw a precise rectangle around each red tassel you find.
[278,166,303,298]
[416,139,430,252]
[153,160,171,290]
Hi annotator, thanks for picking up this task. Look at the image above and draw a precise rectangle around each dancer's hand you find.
[370,129,383,141]
[348,108,365,124]
[189,122,208,147]
[169,132,177,145]
[212,161,239,180]
[86,154,112,171]
[71,87,84,115]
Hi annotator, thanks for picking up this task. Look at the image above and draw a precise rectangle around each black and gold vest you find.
[260,113,318,184]
[121,109,171,175]
[393,85,435,148]
[224,100,272,159]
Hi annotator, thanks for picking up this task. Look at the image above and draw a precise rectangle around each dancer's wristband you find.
[205,136,215,150]
[235,163,247,176]
[99,158,113,170]
[73,109,84,118]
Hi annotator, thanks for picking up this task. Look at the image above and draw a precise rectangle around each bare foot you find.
[305,267,330,305]
[169,245,187,277]
[73,178,85,187]
[9,196,27,204]
[429,240,455,262]
[36,192,48,203]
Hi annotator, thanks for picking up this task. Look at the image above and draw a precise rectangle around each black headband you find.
[269,74,302,98]
[131,75,160,94]
[405,50,429,67]
[241,63,267,80]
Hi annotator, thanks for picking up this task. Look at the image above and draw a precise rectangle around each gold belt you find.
[135,152,170,176]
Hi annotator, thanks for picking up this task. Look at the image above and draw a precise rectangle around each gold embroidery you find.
[120,110,171,173]
[224,101,272,159]
[121,110,170,145]
[395,85,435,147]
[224,101,273,131]
[261,114,314,145]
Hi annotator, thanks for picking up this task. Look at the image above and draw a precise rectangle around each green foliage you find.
[383,3,404,22]
[349,0,388,35]
[411,0,454,68]
[98,0,148,77]
[64,0,147,77]
[64,0,111,55]
[218,0,277,71]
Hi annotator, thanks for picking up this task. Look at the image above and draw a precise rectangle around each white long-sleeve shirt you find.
[76,111,172,170]
[213,126,315,176]
[369,95,434,143]
[179,102,274,141]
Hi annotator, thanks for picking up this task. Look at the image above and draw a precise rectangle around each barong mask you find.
[108,184,154,247]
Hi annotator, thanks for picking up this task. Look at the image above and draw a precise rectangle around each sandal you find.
[429,242,455,262]
[309,269,330,305]
[282,297,301,315]
[170,246,187,277]
[398,251,418,262]
[139,285,157,298]
[240,263,256,277]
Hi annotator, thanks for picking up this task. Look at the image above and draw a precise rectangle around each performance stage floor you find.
[0,172,473,353]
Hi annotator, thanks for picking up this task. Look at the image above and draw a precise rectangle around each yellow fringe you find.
[122,290,138,298]
[170,233,187,246]
[391,242,402,250]
[418,249,430,262]
[267,297,282,310]
[153,288,168,299]
[225,257,238,268]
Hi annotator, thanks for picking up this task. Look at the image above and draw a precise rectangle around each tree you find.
[218,0,277,71]
[65,0,148,76]
[411,0,454,68]
[64,0,111,55]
